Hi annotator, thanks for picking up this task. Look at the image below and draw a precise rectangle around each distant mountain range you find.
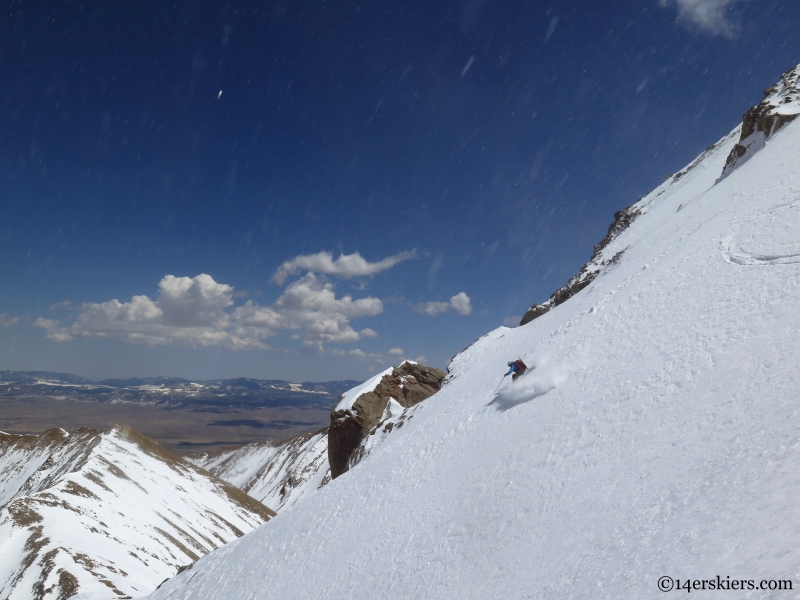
[0,370,360,411]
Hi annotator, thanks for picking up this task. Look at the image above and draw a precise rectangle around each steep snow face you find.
[147,84,800,598]
[189,429,330,512]
[0,426,274,600]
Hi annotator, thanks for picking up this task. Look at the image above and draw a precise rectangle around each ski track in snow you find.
[723,202,800,265]
[141,120,800,598]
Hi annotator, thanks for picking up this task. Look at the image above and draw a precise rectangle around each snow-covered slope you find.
[0,426,274,600]
[147,67,800,599]
[188,429,330,512]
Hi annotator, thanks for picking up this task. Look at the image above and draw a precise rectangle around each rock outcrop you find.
[719,64,800,179]
[520,207,634,326]
[328,362,445,479]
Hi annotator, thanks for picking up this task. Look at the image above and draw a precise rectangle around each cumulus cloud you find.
[268,273,383,350]
[389,347,404,356]
[270,250,416,285]
[659,0,742,37]
[0,314,19,327]
[34,273,383,351]
[33,318,73,342]
[415,292,473,316]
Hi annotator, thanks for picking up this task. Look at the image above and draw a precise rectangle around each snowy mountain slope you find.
[147,69,800,600]
[188,429,330,512]
[0,426,274,600]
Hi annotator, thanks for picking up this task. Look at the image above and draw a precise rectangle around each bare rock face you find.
[719,64,800,179]
[328,363,445,479]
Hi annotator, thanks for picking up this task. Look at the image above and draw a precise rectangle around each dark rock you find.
[328,363,445,479]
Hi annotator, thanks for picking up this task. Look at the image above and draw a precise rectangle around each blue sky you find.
[1,0,799,381]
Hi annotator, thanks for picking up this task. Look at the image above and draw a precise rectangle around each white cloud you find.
[270,250,416,285]
[503,316,521,327]
[389,347,404,356]
[348,349,383,361]
[34,273,383,351]
[416,292,473,316]
[659,0,741,37]
[0,314,19,327]
[33,318,73,342]
[49,301,74,312]
[269,273,383,350]
[417,301,449,316]
[157,274,233,327]
[449,292,472,315]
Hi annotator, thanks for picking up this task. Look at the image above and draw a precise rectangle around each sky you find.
[1,0,799,382]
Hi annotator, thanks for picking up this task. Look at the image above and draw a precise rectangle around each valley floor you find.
[0,398,328,454]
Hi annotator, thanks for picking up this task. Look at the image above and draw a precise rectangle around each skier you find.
[505,358,528,382]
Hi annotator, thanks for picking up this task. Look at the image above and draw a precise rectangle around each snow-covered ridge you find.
[521,63,800,327]
[188,429,331,512]
[520,124,740,326]
[0,426,274,600]
[145,66,800,600]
